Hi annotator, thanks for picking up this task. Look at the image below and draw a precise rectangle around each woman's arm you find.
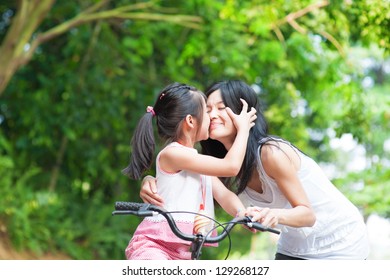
[139,175,164,207]
[249,143,316,228]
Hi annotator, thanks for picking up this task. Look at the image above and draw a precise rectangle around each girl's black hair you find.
[123,82,206,180]
[200,80,269,194]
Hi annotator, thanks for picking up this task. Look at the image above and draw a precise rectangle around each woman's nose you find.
[208,108,217,119]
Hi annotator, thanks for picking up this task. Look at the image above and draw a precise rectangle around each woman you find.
[140,80,370,260]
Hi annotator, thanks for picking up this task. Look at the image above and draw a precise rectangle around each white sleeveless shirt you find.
[238,139,369,259]
[136,142,216,245]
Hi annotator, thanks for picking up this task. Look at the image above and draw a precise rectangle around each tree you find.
[0,0,388,259]
[0,0,202,95]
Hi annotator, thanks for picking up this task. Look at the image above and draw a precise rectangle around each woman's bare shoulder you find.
[260,140,300,171]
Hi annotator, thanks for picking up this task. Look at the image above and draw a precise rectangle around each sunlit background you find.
[0,0,389,260]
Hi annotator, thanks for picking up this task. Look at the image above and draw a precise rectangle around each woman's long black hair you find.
[200,80,269,195]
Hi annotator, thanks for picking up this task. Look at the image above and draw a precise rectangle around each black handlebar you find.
[115,201,146,211]
[112,201,280,243]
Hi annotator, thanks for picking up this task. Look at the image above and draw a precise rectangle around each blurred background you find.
[0,0,389,260]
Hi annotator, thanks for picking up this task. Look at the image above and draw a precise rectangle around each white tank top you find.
[146,142,215,224]
[238,138,369,259]
[132,142,217,246]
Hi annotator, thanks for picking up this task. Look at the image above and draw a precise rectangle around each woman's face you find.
[206,90,236,146]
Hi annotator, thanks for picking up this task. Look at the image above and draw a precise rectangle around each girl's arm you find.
[161,100,256,177]
[211,176,245,217]
[248,143,316,228]
[138,175,246,219]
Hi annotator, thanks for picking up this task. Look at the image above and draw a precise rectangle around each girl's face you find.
[206,90,236,146]
[196,97,210,141]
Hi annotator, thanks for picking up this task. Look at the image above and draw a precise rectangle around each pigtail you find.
[122,112,155,180]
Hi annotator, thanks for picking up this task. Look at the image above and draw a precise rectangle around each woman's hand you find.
[246,206,279,228]
[139,175,164,207]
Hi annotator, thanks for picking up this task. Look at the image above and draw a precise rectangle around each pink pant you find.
[125,235,191,260]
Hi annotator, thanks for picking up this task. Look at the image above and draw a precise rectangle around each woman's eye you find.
[218,107,226,111]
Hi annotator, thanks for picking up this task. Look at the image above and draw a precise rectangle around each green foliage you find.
[0,0,389,259]
[333,79,390,219]
[0,132,132,259]
[335,163,390,219]
[346,0,390,52]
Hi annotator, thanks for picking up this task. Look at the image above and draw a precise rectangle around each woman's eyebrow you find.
[207,100,225,107]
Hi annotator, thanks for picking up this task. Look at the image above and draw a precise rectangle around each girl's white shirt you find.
[146,142,215,224]
[239,139,370,259]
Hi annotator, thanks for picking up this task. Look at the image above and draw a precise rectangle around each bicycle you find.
[112,201,280,260]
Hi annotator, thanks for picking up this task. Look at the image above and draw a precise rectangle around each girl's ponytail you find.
[122,110,155,180]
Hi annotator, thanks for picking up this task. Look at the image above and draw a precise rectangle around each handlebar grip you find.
[267,227,281,235]
[115,201,148,211]
[250,221,267,231]
[248,219,280,235]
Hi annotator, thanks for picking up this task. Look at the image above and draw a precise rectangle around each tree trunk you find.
[48,136,68,192]
[0,0,55,95]
[0,0,201,96]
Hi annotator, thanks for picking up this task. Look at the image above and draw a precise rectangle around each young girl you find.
[122,82,256,260]
[140,80,370,260]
